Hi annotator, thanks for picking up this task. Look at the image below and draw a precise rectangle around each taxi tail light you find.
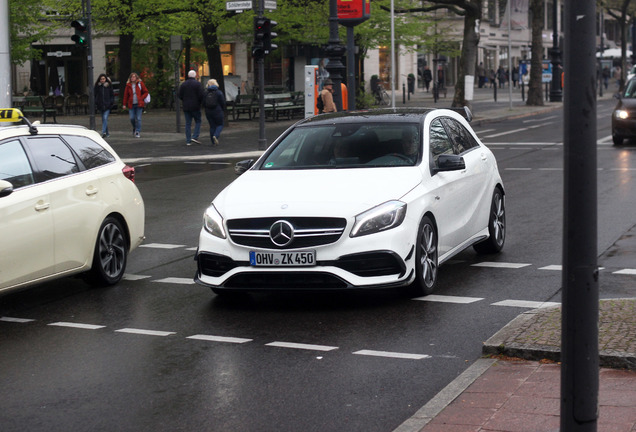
[122,165,136,182]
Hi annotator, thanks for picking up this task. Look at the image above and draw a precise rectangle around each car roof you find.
[296,107,472,126]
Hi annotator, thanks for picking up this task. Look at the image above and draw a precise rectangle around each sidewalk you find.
[42,85,635,432]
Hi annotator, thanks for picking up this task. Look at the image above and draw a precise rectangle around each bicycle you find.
[374,84,390,106]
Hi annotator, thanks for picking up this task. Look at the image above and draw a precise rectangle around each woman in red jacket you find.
[122,72,149,138]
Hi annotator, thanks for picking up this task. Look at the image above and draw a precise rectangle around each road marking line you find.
[539,265,562,271]
[185,247,197,251]
[523,115,558,123]
[266,341,338,351]
[413,294,483,304]
[139,243,186,249]
[123,274,151,280]
[115,328,176,337]
[48,322,105,330]
[1,317,35,323]
[153,277,195,284]
[613,269,636,275]
[538,168,563,171]
[504,167,532,171]
[353,350,431,360]
[187,335,252,344]
[492,300,560,308]
[471,262,532,269]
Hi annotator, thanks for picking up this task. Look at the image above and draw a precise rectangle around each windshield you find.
[260,123,421,170]
[624,79,636,98]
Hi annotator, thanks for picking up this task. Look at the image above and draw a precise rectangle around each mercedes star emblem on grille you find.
[269,220,294,247]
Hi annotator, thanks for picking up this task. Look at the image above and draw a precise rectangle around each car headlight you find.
[615,110,629,119]
[350,201,407,237]
[203,204,226,239]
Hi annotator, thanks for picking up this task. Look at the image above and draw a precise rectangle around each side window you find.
[441,118,479,154]
[0,140,35,189]
[429,119,454,166]
[63,135,115,169]
[26,136,79,181]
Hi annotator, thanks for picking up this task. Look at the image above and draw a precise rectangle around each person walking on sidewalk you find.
[320,79,337,113]
[94,73,115,138]
[203,79,226,146]
[179,70,204,145]
[122,72,149,138]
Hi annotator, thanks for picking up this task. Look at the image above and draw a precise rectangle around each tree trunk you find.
[201,22,225,95]
[452,0,481,108]
[526,0,544,106]
[118,34,133,84]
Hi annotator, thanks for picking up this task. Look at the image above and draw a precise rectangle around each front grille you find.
[335,251,405,277]
[224,272,349,289]
[227,217,347,249]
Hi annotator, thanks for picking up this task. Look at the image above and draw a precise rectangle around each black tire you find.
[408,215,438,297]
[612,135,623,146]
[89,217,128,285]
[474,188,506,254]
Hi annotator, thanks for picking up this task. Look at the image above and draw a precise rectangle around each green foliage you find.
[9,0,61,65]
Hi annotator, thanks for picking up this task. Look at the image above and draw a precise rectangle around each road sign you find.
[264,0,277,9]
[226,1,252,11]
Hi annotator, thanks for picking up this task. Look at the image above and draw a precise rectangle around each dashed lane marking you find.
[539,265,562,271]
[413,294,483,304]
[0,317,35,323]
[115,328,176,337]
[48,322,106,330]
[353,350,431,360]
[187,334,252,344]
[153,277,196,285]
[139,243,186,249]
[123,274,151,281]
[491,300,560,308]
[265,341,338,352]
[614,269,636,275]
[471,262,532,269]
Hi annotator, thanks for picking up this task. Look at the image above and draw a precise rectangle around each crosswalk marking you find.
[613,269,636,275]
[353,350,431,360]
[539,265,562,271]
[413,294,483,304]
[123,274,151,280]
[48,322,105,330]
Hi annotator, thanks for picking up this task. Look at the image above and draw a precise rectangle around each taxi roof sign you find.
[0,108,24,122]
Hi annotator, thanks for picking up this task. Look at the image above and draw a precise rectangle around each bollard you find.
[403,83,406,104]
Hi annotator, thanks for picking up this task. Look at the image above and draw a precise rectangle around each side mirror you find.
[434,154,465,173]
[234,159,255,175]
[0,179,14,198]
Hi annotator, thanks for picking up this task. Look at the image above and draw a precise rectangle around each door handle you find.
[34,200,50,211]
[85,186,99,196]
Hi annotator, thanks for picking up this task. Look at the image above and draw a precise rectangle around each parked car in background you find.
[0,108,145,293]
[612,77,636,145]
[195,108,505,297]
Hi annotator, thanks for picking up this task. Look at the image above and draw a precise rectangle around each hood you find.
[214,168,422,219]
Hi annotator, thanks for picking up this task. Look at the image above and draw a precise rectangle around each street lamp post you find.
[549,0,563,102]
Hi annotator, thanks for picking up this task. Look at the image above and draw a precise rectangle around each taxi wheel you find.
[89,217,128,286]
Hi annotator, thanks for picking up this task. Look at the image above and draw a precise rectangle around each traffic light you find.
[71,19,88,46]
[253,17,267,58]
[252,17,278,57]
[263,19,278,53]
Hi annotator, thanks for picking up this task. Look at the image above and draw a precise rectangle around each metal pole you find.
[550,0,563,102]
[325,0,345,112]
[507,0,512,109]
[0,0,12,107]
[599,10,604,97]
[561,0,599,430]
[346,26,355,111]
[86,0,96,130]
[257,0,267,150]
[390,0,395,107]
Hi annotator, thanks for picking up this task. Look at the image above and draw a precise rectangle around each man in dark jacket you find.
[178,70,204,145]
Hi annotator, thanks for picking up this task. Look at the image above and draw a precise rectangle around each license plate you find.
[249,250,316,267]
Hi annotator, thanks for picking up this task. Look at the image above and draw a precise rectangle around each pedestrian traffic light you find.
[253,17,267,58]
[263,19,278,53]
[71,19,88,47]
